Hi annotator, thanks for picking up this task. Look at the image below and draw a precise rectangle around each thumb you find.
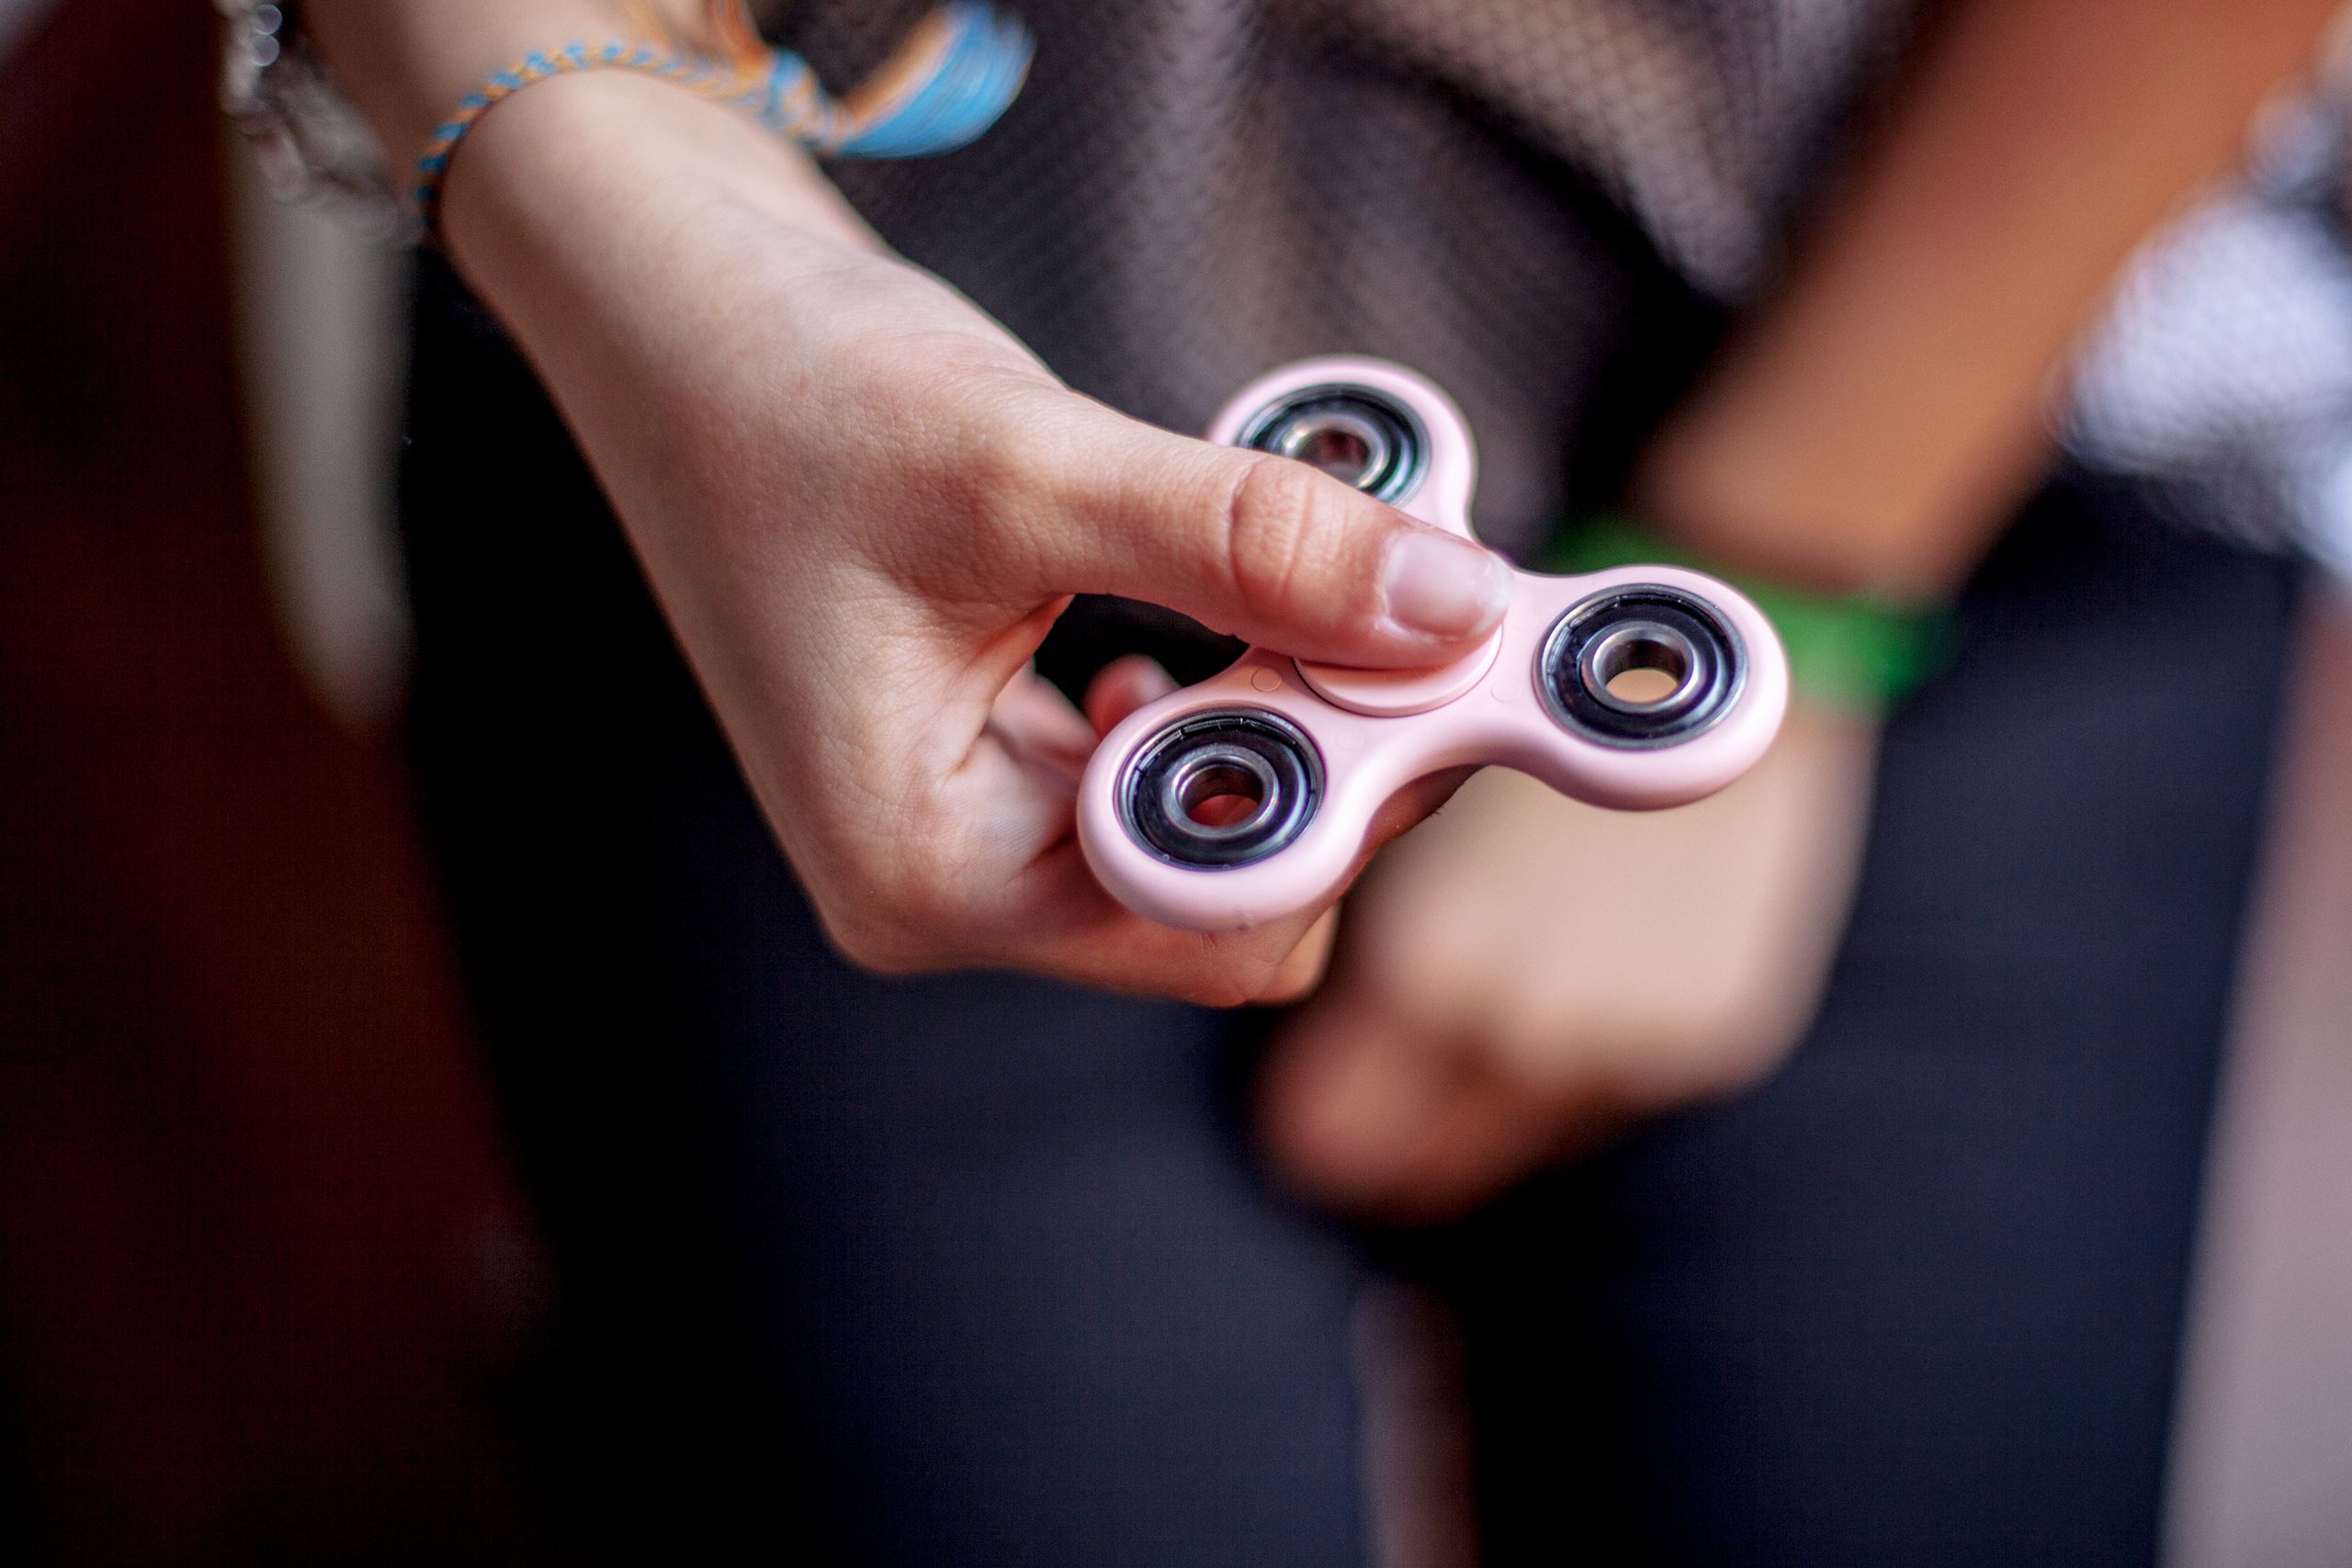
[1017,390,1512,669]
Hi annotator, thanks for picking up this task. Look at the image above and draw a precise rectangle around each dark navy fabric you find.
[399,258,1365,1566]
[401,255,2294,1566]
[1448,484,2295,1566]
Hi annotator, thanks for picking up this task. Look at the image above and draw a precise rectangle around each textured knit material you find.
[400,252,2298,1562]
[765,0,2352,564]
[398,6,2313,1558]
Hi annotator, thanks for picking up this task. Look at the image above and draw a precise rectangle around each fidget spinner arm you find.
[1077,358,1789,932]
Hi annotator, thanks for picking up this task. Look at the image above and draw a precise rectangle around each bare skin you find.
[1263,707,1881,1225]
[309,0,2341,1210]
[1261,0,2344,1223]
[307,6,1510,1003]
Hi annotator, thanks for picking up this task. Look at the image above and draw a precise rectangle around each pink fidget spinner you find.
[1078,357,1789,931]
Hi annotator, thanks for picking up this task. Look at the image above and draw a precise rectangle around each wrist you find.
[429,67,899,514]
[303,1,639,173]
[441,66,877,296]
[1629,396,2033,602]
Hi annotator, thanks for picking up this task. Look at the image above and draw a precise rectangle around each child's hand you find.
[1257,705,1881,1223]
[438,73,1510,1003]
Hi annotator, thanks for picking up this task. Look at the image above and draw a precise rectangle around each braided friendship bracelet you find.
[412,2,1033,229]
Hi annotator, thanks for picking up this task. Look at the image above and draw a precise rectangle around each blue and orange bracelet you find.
[411,2,1033,229]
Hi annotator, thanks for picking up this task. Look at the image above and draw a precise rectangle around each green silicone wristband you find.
[1542,514,1953,716]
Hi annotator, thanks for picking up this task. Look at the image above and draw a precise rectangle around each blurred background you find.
[2,0,549,1559]
[6,2,2352,1564]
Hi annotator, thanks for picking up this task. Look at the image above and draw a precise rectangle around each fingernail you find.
[1380,529,1512,640]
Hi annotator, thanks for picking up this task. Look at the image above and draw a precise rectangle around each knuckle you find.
[1171,937,1283,1010]
[959,399,1046,506]
[955,413,1057,554]
[1219,455,1339,628]
[808,853,956,977]
[816,897,935,976]
[892,378,1069,576]
[1181,972,1262,1010]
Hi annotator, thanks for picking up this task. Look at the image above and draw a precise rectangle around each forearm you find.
[1636,0,2340,598]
